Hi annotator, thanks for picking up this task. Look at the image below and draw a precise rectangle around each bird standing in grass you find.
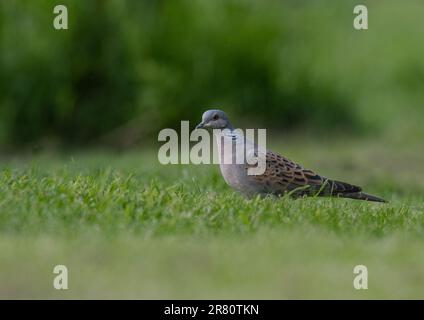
[195,109,386,202]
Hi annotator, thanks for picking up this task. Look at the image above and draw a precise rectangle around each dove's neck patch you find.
[218,129,239,141]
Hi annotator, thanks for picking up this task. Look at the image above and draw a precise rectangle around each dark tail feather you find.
[340,192,387,203]
[325,179,387,203]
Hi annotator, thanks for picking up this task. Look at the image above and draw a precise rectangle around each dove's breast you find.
[216,133,266,197]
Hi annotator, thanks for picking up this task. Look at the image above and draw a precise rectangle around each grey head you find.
[195,109,234,130]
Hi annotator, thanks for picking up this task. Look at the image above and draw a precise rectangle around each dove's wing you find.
[251,150,362,197]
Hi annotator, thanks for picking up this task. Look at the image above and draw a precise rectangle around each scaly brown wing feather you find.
[250,150,362,198]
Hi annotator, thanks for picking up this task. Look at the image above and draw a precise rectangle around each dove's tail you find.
[325,179,387,203]
[339,191,387,203]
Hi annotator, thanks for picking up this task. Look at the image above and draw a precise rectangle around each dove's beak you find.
[195,122,205,129]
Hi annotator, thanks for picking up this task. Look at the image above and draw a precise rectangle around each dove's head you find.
[196,109,233,130]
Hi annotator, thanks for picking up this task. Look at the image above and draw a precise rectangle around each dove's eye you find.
[213,114,219,120]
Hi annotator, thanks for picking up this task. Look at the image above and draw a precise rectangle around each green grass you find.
[1,137,424,299]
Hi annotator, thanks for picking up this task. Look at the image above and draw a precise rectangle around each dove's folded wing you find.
[250,150,362,197]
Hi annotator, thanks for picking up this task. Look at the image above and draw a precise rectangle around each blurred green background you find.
[1,0,423,149]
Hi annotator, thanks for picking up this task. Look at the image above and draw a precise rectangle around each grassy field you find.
[0,135,423,299]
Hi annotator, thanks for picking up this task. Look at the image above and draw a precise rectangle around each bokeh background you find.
[1,0,424,299]
[1,0,424,150]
